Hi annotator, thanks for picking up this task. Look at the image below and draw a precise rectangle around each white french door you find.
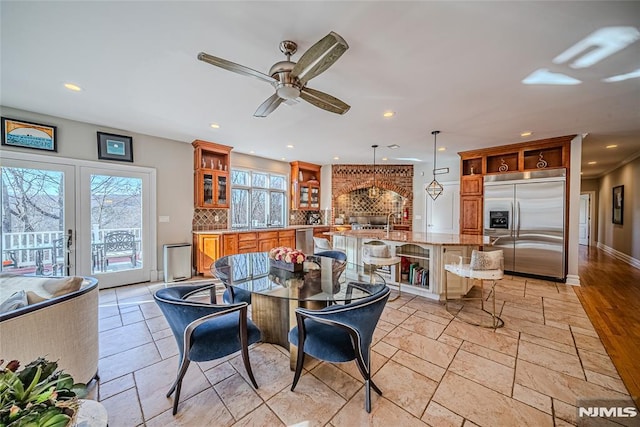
[1,150,156,288]
[79,166,153,288]
[1,158,75,276]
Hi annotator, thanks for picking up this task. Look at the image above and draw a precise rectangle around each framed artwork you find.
[97,132,133,162]
[1,117,57,152]
[612,185,623,225]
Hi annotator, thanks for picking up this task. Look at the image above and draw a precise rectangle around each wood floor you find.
[575,245,640,409]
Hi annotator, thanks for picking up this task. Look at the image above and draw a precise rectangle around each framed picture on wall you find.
[97,132,133,162]
[1,117,57,152]
[612,185,623,225]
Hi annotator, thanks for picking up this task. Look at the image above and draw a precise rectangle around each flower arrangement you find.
[0,358,86,427]
[268,247,306,272]
[268,247,306,264]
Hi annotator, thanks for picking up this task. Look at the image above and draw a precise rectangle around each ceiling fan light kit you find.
[198,31,350,117]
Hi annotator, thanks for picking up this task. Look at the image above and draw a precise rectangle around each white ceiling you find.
[1,1,639,179]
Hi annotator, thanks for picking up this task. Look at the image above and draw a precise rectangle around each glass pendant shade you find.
[426,130,443,200]
[369,144,380,200]
[426,179,443,200]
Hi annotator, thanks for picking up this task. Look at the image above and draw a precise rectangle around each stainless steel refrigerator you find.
[483,170,566,280]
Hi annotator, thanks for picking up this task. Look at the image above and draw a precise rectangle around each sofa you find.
[0,274,99,384]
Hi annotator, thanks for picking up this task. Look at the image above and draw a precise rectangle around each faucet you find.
[386,213,395,237]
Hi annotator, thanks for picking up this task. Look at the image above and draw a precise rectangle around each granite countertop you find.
[326,229,488,246]
[192,224,332,235]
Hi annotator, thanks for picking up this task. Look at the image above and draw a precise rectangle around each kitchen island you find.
[326,229,489,300]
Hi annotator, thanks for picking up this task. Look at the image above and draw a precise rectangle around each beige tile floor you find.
[91,275,635,426]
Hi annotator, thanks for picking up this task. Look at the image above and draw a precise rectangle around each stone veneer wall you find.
[331,164,413,227]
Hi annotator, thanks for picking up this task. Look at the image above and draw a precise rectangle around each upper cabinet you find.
[458,135,574,235]
[193,140,233,209]
[290,161,321,210]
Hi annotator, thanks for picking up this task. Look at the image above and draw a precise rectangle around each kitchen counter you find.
[192,224,330,235]
[326,229,488,246]
[328,230,488,300]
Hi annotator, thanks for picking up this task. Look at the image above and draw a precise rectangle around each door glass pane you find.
[90,174,142,274]
[217,174,227,205]
[1,167,67,276]
[231,188,249,228]
[251,190,267,228]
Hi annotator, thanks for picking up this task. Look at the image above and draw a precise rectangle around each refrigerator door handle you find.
[510,201,515,238]
[516,201,521,238]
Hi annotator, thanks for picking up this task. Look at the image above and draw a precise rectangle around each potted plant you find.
[0,358,86,427]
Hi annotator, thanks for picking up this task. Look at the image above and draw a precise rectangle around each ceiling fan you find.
[197,31,350,117]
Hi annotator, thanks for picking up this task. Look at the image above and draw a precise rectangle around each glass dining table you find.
[212,252,385,368]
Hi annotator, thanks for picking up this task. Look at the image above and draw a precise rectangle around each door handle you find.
[510,202,514,238]
[516,201,521,238]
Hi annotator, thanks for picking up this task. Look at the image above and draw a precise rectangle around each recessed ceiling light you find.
[333,156,339,160]
[520,131,532,137]
[588,161,597,165]
[63,83,82,91]
[249,150,255,154]
[382,157,388,161]
[606,144,618,149]
[210,123,220,129]
[388,144,400,149]
[438,147,446,152]
[286,144,294,149]
[383,111,395,118]
[281,157,286,161]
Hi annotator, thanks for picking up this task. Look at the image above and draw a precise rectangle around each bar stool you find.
[362,240,402,301]
[443,249,504,328]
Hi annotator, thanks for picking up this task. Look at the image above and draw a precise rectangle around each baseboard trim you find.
[596,242,640,270]
[565,274,581,286]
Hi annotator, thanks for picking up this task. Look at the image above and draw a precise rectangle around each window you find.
[231,169,287,229]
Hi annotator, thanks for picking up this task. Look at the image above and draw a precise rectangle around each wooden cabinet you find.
[222,234,238,256]
[290,161,321,210]
[278,230,295,248]
[461,175,483,196]
[238,232,258,254]
[193,140,232,208]
[194,234,220,275]
[258,231,278,252]
[458,135,574,235]
[460,196,482,235]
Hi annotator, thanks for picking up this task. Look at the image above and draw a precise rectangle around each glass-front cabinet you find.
[290,161,321,210]
[193,140,232,208]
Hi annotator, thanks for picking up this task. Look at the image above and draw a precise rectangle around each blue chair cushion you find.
[289,319,355,363]
[190,311,261,362]
[222,287,252,305]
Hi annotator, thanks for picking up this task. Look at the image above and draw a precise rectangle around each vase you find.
[270,258,303,272]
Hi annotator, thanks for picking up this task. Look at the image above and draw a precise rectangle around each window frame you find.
[230,168,288,230]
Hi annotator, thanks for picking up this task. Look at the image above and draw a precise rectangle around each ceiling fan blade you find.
[198,52,277,84]
[254,93,284,117]
[290,31,348,85]
[300,87,350,115]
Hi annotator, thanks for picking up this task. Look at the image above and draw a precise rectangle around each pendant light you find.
[426,130,444,200]
[368,144,380,199]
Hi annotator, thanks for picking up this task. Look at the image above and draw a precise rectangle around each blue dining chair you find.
[154,284,261,415]
[288,285,390,412]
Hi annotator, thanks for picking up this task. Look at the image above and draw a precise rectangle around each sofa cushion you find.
[0,274,84,302]
[0,290,28,314]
